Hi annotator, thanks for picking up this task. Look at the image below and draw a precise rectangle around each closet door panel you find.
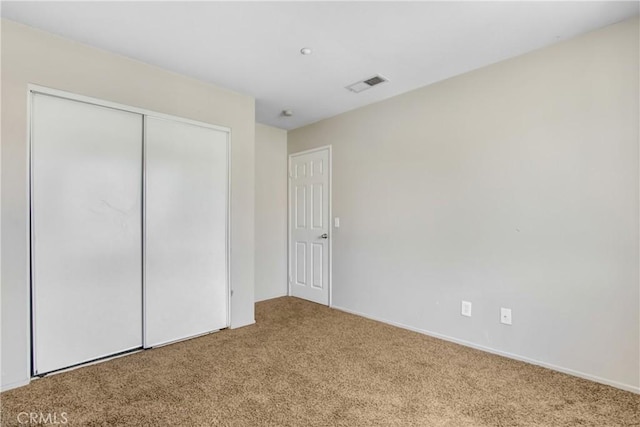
[32,94,143,374]
[145,117,228,347]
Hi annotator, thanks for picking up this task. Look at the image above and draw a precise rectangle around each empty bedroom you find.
[1,1,639,426]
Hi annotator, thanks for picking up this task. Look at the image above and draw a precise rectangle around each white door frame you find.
[27,84,232,377]
[287,145,333,307]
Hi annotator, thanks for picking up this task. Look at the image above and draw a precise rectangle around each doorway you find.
[288,146,331,306]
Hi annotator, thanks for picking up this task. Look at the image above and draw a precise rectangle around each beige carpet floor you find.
[1,297,638,426]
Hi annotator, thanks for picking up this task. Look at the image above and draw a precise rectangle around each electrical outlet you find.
[500,308,512,325]
[461,301,472,317]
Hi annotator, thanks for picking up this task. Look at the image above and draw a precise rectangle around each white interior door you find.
[32,93,143,375]
[289,148,330,305]
[144,117,228,347]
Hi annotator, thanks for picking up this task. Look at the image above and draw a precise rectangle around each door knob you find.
[320,233,328,239]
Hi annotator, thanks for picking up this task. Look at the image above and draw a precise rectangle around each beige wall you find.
[255,124,288,302]
[289,18,639,391]
[1,19,256,390]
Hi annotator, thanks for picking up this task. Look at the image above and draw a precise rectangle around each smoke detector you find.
[346,75,389,93]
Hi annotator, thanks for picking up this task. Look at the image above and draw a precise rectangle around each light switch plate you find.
[334,217,340,228]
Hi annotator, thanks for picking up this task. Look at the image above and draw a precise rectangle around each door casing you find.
[287,145,332,307]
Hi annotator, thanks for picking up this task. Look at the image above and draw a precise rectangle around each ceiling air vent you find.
[346,74,388,93]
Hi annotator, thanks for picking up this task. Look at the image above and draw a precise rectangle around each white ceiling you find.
[2,2,638,130]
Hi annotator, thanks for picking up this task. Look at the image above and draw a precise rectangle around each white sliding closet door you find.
[32,94,143,375]
[144,117,228,347]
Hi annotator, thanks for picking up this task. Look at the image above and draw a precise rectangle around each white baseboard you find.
[332,305,640,394]
[255,292,287,303]
[1,378,30,392]
[229,320,255,330]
